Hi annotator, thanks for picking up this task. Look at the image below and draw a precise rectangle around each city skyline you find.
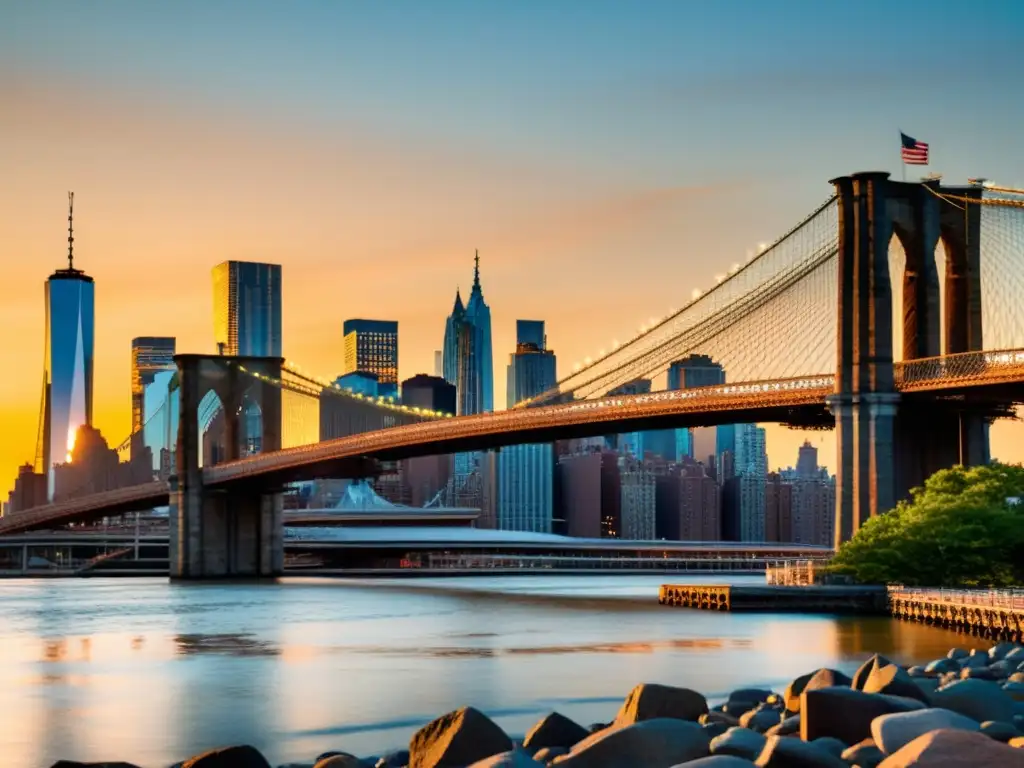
[3,2,1024,493]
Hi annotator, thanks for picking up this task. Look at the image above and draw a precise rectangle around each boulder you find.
[842,738,885,768]
[753,735,847,767]
[374,751,409,768]
[877,727,1024,766]
[782,669,852,713]
[313,755,367,768]
[810,737,847,758]
[552,718,710,767]
[1006,682,1024,702]
[701,712,742,728]
[728,689,774,705]
[724,701,758,718]
[1006,647,1024,662]
[586,722,609,733]
[990,643,1021,662]
[409,706,513,768]
[182,746,273,768]
[961,666,1001,681]
[467,750,542,767]
[991,660,1017,678]
[522,712,589,751]
[49,764,142,768]
[1011,673,1024,684]
[863,664,931,703]
[614,683,709,725]
[709,727,767,760]
[982,721,1024,742]
[924,658,959,675]
[703,721,731,740]
[739,707,784,733]
[674,757,758,767]
[948,648,971,661]
[962,653,990,670]
[1012,736,1024,748]
[801,687,924,745]
[531,747,568,762]
[852,655,895,691]
[870,707,979,755]
[932,678,1019,723]
[764,716,800,737]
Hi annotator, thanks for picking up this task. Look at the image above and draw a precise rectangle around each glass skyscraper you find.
[442,251,493,415]
[342,319,398,399]
[38,194,95,498]
[498,322,557,532]
[212,261,282,357]
[131,337,176,432]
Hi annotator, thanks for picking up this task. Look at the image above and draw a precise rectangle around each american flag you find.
[901,132,929,165]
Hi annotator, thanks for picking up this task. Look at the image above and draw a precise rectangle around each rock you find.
[962,653,990,670]
[991,643,1021,661]
[800,687,924,745]
[842,738,885,768]
[907,666,927,678]
[724,701,758,718]
[982,721,1024,742]
[753,735,847,767]
[49,763,142,768]
[703,721,731,740]
[1011,673,1024,684]
[1006,647,1024,662]
[962,665,1001,681]
[586,722,609,733]
[810,737,847,757]
[877,727,1024,766]
[863,663,931,703]
[313,755,366,768]
[948,648,971,660]
[614,683,709,725]
[932,678,1019,723]
[1012,736,1024,748]
[522,712,589,750]
[992,660,1017,678]
[316,755,347,763]
[729,689,774,705]
[924,658,959,675]
[467,749,542,767]
[709,727,767,760]
[702,712,742,728]
[531,746,568,762]
[782,669,852,714]
[552,718,710,767]
[673,757,757,767]
[852,655,895,691]
[764,716,800,737]
[913,678,941,697]
[374,751,409,768]
[1005,682,1024,702]
[409,706,513,768]
[870,707,980,754]
[739,707,783,733]
[182,746,273,768]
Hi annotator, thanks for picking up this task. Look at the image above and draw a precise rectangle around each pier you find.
[888,586,1024,642]
[658,583,887,613]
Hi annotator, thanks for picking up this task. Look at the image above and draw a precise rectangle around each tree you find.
[829,463,1024,587]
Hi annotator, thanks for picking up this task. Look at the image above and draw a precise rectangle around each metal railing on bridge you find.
[895,349,1024,392]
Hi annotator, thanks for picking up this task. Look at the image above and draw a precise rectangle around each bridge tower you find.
[170,354,284,579]
[830,172,986,546]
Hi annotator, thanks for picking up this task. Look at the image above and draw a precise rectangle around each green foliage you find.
[829,463,1024,587]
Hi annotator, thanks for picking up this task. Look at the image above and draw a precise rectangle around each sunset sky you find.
[3,1,1024,494]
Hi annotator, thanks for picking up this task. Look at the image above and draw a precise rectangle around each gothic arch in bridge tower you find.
[170,354,285,579]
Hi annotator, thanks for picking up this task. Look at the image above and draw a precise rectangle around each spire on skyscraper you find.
[473,249,480,289]
[67,191,75,271]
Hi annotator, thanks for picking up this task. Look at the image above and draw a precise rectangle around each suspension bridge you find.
[3,172,1024,579]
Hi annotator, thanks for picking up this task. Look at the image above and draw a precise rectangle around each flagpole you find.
[899,129,906,182]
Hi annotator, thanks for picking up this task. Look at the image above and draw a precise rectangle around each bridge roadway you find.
[2,348,1023,537]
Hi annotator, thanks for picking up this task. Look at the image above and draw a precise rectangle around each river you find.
[0,575,984,767]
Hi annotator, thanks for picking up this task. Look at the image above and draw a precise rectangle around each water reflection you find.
[0,575,990,767]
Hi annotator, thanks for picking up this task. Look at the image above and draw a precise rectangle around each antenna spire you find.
[67,191,75,270]
[473,249,480,288]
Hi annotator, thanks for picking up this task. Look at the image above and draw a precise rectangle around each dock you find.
[658,583,887,613]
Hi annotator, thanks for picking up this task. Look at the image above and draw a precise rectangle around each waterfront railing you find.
[887,586,1024,611]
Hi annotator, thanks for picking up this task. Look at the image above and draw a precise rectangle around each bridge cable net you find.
[528,196,840,404]
[234,364,448,451]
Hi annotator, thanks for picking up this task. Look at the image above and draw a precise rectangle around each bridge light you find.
[598,349,606,357]
[584,356,592,365]
[691,288,703,300]
[573,363,582,372]
[730,263,740,273]
[640,325,648,333]
[715,273,726,284]
[612,340,619,349]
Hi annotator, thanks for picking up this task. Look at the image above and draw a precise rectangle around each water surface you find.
[0,575,983,767]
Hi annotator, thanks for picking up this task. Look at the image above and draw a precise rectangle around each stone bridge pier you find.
[169,354,284,580]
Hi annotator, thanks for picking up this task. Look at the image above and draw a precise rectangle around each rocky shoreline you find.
[52,641,1024,768]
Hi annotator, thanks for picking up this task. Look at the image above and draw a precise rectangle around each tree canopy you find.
[829,463,1024,587]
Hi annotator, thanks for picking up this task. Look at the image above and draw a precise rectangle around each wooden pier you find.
[658,583,887,613]
[888,587,1024,642]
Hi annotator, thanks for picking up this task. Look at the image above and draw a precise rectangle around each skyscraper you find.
[498,321,557,532]
[131,337,176,432]
[38,193,95,498]
[442,251,493,415]
[668,355,729,466]
[342,319,399,399]
[212,261,282,357]
[730,424,768,541]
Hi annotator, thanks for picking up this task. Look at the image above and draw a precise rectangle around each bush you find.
[829,463,1024,587]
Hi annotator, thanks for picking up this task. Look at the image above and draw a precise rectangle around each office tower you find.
[334,371,380,398]
[655,457,721,541]
[618,454,657,539]
[342,319,399,400]
[668,355,729,467]
[605,378,651,458]
[498,322,557,532]
[212,260,282,357]
[556,450,620,538]
[729,424,767,541]
[433,350,443,378]
[37,193,95,499]
[788,440,836,546]
[5,464,47,514]
[442,251,493,415]
[765,472,793,543]
[131,337,176,432]
[142,369,176,471]
[400,374,457,506]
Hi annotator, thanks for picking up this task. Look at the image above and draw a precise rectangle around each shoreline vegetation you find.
[54,642,1024,768]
